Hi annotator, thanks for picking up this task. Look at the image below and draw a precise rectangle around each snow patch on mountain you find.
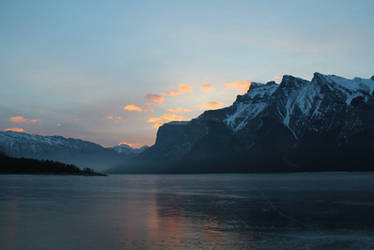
[224,82,278,132]
[223,73,374,133]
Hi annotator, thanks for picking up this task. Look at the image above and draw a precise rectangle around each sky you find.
[1,0,373,147]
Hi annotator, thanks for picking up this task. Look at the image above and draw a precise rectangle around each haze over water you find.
[1,173,374,249]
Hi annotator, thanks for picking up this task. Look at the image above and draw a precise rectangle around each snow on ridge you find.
[314,73,374,104]
[245,81,278,99]
[225,73,374,133]
[0,131,100,150]
[225,82,278,132]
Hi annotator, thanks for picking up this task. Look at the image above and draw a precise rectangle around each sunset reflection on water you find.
[1,174,374,249]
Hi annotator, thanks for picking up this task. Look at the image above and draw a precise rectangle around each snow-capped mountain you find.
[109,72,374,174]
[109,144,149,154]
[0,131,144,171]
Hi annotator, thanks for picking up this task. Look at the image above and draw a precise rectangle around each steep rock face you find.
[109,73,374,174]
[0,132,144,171]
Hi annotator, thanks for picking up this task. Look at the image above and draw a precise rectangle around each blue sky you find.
[1,0,373,146]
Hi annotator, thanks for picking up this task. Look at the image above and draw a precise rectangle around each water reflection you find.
[1,174,374,249]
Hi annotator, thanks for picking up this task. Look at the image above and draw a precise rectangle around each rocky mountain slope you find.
[108,72,374,174]
[0,131,146,171]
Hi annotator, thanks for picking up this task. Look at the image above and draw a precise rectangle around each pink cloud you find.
[163,83,193,96]
[168,108,192,113]
[118,141,149,149]
[106,115,122,124]
[225,80,252,94]
[200,101,224,110]
[3,127,25,132]
[272,75,283,82]
[145,94,164,104]
[147,113,185,128]
[9,116,39,123]
[200,83,215,92]
[143,109,154,114]
[123,105,143,112]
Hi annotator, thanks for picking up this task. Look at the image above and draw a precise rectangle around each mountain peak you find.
[279,74,308,89]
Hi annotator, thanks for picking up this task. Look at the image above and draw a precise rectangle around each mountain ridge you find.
[0,131,147,171]
[108,72,374,174]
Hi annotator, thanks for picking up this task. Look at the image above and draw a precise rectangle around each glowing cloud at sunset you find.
[200,83,215,92]
[144,109,154,113]
[225,80,252,94]
[9,116,39,123]
[164,83,192,96]
[147,113,185,128]
[200,101,224,110]
[273,75,283,82]
[106,115,122,124]
[123,105,143,112]
[168,108,192,113]
[3,127,25,132]
[145,94,164,104]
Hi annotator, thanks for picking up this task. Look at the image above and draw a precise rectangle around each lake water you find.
[1,173,374,249]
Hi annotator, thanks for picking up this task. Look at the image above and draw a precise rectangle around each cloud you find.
[163,83,193,96]
[225,80,251,94]
[123,104,143,112]
[3,127,25,132]
[200,101,224,110]
[9,116,39,123]
[168,108,192,113]
[144,103,153,107]
[272,75,283,82]
[106,115,122,124]
[145,94,164,104]
[200,83,215,92]
[56,123,62,127]
[147,113,185,128]
[143,109,154,114]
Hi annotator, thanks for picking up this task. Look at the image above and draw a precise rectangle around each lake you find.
[1,173,374,249]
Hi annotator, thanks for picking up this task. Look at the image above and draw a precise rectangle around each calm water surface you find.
[1,173,374,249]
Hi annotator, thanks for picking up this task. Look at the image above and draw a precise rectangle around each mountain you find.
[109,144,149,155]
[0,131,145,171]
[108,72,374,174]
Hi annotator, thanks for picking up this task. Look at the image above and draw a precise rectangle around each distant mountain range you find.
[108,72,374,174]
[0,131,148,171]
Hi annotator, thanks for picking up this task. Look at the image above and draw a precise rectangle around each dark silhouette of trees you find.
[0,152,105,176]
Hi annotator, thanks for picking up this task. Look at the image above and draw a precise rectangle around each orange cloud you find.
[9,116,39,123]
[123,104,143,112]
[144,109,154,114]
[145,94,164,104]
[164,83,193,96]
[144,103,153,107]
[153,122,164,129]
[147,113,185,128]
[106,115,122,124]
[200,83,215,92]
[56,123,62,127]
[225,80,252,94]
[168,108,192,113]
[3,127,25,132]
[200,101,224,110]
[118,141,148,148]
[273,75,283,82]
